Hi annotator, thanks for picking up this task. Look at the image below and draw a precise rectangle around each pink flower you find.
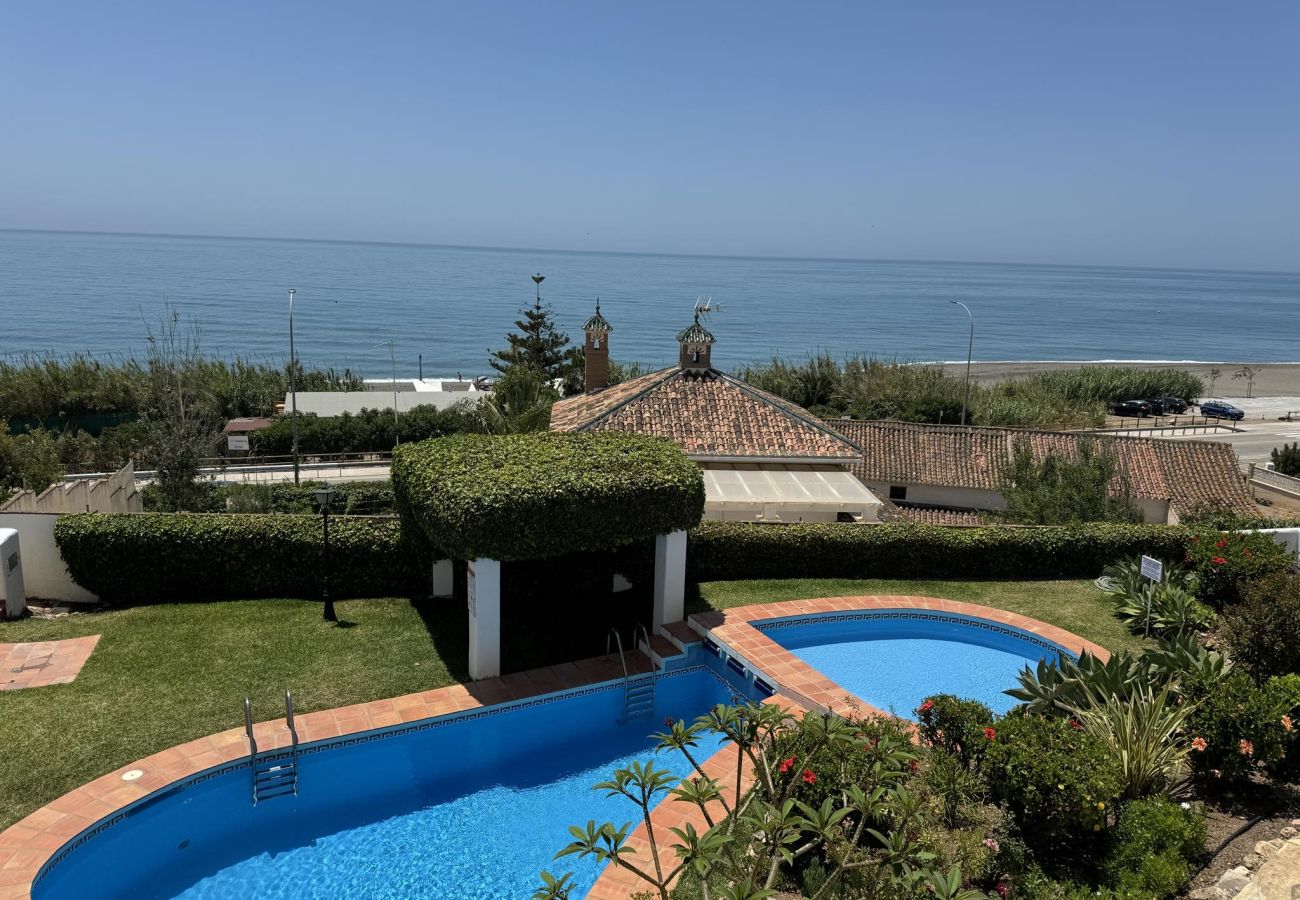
[779,756,795,774]
[983,727,997,742]
[983,837,1000,853]
[1283,715,1293,733]
[1192,736,1208,752]
[801,768,816,785]
[1239,739,1254,757]
[995,882,1009,898]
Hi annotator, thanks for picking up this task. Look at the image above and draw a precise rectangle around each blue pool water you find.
[759,612,1069,720]
[36,661,751,900]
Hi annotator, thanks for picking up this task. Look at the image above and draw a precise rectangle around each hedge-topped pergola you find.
[392,432,705,678]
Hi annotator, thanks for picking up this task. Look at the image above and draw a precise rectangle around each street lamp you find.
[374,340,399,446]
[288,289,300,485]
[314,484,337,622]
[951,301,974,427]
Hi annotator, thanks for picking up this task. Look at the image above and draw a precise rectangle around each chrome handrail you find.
[605,627,629,681]
[633,623,657,685]
[243,697,258,804]
[284,691,300,757]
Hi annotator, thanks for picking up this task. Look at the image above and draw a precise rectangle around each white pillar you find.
[652,530,688,630]
[467,558,501,679]
[431,559,453,597]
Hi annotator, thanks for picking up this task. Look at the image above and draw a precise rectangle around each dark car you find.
[1142,397,1189,415]
[1199,399,1245,421]
[1109,399,1151,417]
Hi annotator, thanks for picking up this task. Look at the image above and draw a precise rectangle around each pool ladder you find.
[607,624,656,723]
[243,691,300,805]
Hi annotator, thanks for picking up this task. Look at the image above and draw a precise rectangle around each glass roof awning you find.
[701,464,883,522]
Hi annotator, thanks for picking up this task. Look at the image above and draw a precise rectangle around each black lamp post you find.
[314,484,337,622]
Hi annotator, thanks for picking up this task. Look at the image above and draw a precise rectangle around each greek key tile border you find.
[34,663,739,885]
[753,610,1076,659]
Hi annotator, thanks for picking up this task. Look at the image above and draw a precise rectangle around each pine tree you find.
[489,275,578,382]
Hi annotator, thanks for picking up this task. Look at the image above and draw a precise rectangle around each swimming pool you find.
[757,611,1072,719]
[34,660,753,900]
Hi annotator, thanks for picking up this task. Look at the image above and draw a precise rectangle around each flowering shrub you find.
[916,694,996,767]
[1183,529,1291,605]
[1183,671,1300,786]
[1223,572,1300,680]
[982,715,1123,858]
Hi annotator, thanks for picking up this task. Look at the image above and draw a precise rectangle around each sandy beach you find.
[939,361,1300,398]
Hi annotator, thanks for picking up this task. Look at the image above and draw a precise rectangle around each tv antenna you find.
[693,296,722,319]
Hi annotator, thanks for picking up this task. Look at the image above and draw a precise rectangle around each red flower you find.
[908,758,919,773]
[983,727,997,742]
[1212,556,1227,565]
[1244,549,1253,558]
[995,883,1009,899]
[918,699,934,714]
[1215,538,1228,549]
[1068,717,1084,731]
[779,756,795,774]
[801,768,816,785]
[1184,553,1192,563]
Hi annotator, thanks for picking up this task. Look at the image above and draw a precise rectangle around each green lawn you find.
[0,578,1133,833]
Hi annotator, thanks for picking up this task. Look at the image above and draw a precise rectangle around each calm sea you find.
[1,230,1297,377]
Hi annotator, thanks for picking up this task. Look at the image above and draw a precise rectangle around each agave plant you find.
[1109,578,1214,638]
[1142,632,1230,686]
[1005,650,1153,715]
[1070,683,1197,798]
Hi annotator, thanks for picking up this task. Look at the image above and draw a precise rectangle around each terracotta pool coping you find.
[589,596,1108,898]
[0,649,655,900]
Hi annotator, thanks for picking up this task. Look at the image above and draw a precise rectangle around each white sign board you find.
[1140,555,1164,583]
[226,434,250,452]
[466,561,477,617]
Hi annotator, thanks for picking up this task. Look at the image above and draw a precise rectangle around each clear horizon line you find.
[3,226,1297,279]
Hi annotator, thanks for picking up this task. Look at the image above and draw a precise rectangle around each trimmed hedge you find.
[391,432,704,561]
[686,521,1194,581]
[55,512,424,604]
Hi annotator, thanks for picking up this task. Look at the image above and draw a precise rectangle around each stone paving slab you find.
[0,637,100,691]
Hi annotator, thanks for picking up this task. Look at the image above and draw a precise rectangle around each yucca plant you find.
[1071,684,1196,798]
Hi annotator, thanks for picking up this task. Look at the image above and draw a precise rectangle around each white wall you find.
[0,513,96,603]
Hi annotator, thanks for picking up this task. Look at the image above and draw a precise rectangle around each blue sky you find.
[2,2,1298,270]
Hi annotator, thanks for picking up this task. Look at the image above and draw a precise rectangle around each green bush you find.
[983,715,1123,857]
[687,521,1193,581]
[1223,572,1300,681]
[1183,670,1300,786]
[54,512,424,604]
[1271,442,1300,477]
[1184,529,1292,605]
[916,694,995,768]
[392,433,704,561]
[250,403,481,456]
[1102,797,1206,899]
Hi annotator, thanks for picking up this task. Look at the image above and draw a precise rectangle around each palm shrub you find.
[1070,684,1196,799]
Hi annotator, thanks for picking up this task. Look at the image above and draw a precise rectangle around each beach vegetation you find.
[735,353,1203,428]
[1270,441,1300,477]
[0,425,65,493]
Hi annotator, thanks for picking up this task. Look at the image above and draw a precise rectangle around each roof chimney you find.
[582,300,612,393]
[677,313,715,372]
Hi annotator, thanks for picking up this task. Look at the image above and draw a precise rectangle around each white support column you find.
[431,559,453,597]
[652,530,688,630]
[467,558,502,680]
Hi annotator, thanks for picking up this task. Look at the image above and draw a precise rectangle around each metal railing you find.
[243,697,259,805]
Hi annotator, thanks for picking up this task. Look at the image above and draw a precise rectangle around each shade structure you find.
[701,464,882,523]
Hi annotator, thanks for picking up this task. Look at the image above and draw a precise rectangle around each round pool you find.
[757,611,1071,719]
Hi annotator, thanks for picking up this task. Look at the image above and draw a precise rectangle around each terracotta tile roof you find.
[877,500,985,526]
[550,368,861,461]
[833,419,1257,518]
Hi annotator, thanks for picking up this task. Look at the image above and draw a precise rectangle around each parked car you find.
[1199,399,1245,421]
[1109,399,1151,417]
[1142,396,1189,415]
